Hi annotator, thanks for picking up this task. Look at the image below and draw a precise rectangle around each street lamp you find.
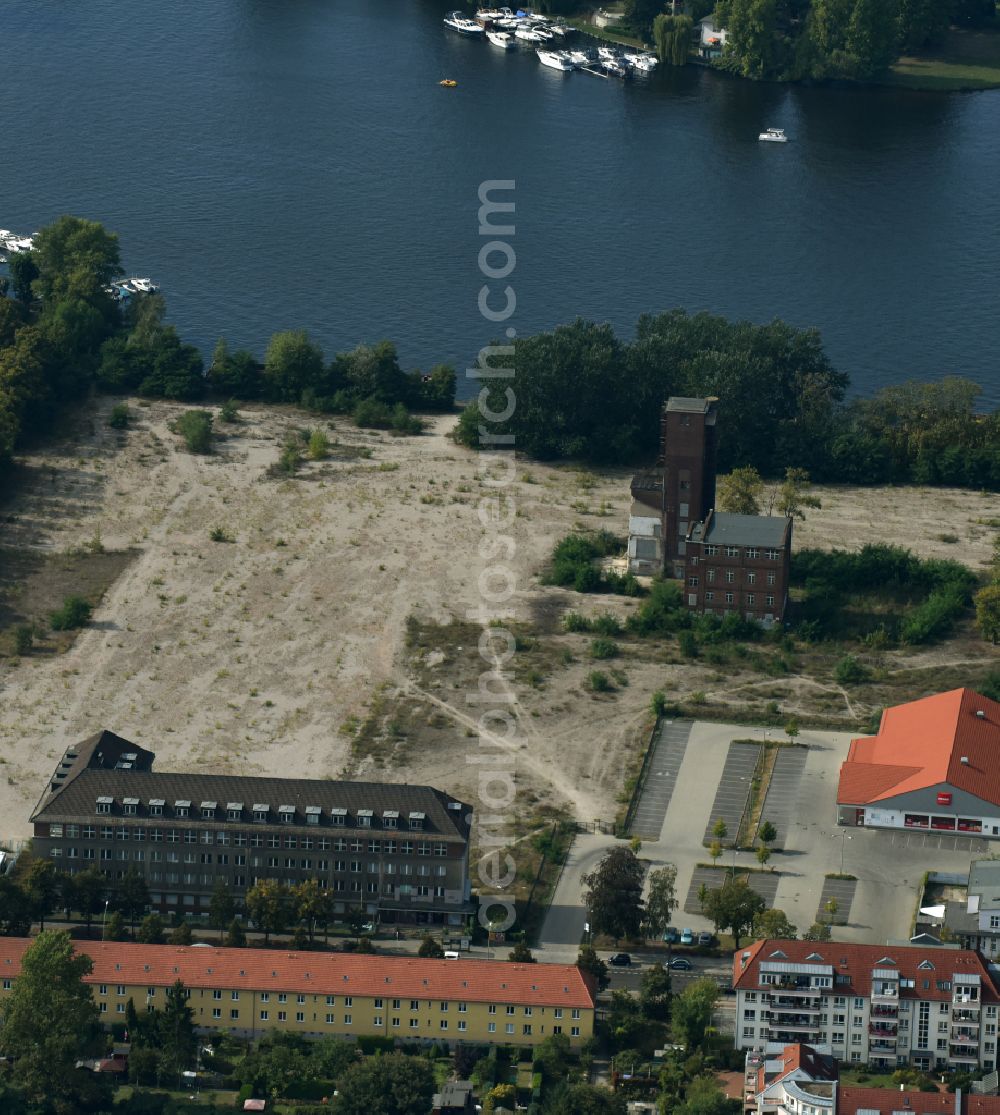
[101,899,110,941]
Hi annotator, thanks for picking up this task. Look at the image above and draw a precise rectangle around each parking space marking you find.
[684,865,780,915]
[702,743,760,845]
[757,747,807,850]
[628,720,693,839]
[818,876,857,926]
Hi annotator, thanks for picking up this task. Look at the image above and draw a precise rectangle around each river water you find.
[4,0,999,403]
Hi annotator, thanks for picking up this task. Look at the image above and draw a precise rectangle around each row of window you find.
[687,592,776,608]
[49,827,451,855]
[689,568,777,585]
[51,848,449,875]
[702,545,782,560]
[92,801,431,830]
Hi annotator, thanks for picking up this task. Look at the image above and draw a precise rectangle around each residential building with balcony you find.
[837,689,1000,839]
[29,730,474,925]
[0,938,595,1048]
[733,940,1000,1073]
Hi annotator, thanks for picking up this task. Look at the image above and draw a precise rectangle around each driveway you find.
[536,831,618,963]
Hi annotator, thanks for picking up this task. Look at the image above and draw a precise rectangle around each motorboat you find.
[597,45,619,61]
[444,11,485,34]
[515,24,546,42]
[548,21,573,36]
[439,79,458,87]
[486,29,516,48]
[537,49,575,70]
[625,52,657,71]
[476,7,507,19]
[759,127,787,142]
[531,23,555,39]
[566,49,591,67]
[602,56,629,77]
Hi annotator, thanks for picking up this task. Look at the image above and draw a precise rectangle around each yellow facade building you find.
[0,938,595,1048]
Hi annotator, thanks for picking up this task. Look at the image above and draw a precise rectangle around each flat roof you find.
[689,511,790,548]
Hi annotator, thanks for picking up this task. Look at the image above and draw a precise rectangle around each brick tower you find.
[659,397,718,578]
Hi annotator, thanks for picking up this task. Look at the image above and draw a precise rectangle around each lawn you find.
[886,27,1000,90]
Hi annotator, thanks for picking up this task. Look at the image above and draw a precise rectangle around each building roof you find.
[665,396,716,414]
[732,939,1000,1003]
[31,733,471,839]
[775,1043,839,1084]
[970,860,1000,897]
[837,689,1000,807]
[687,510,791,549]
[0,939,595,1011]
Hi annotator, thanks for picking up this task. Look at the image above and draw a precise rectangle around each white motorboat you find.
[548,21,573,36]
[515,24,546,42]
[444,11,486,34]
[537,49,575,70]
[625,52,657,71]
[567,50,591,67]
[602,57,629,77]
[759,127,787,142]
[597,45,618,61]
[476,7,506,19]
[487,29,516,48]
[531,23,555,39]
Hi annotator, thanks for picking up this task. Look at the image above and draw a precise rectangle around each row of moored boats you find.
[0,229,36,260]
[444,8,658,77]
[0,228,159,298]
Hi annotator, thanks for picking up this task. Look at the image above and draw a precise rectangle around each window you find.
[505,1023,515,1035]
[746,594,755,605]
[725,592,734,604]
[231,991,239,1001]
[278,1011,286,1022]
[747,547,759,559]
[230,1009,239,1020]
[767,572,776,585]
[706,569,715,582]
[96,799,112,814]
[766,595,775,607]
[212,1008,221,1019]
[213,990,222,1000]
[440,1020,448,1030]
[725,570,735,583]
[260,1010,268,1021]
[571,1009,581,1020]
[705,545,718,556]
[705,591,714,602]
[725,546,739,557]
[296,1012,304,1023]
[488,1022,496,1033]
[766,548,780,560]
[326,1013,335,1024]
[571,1026,580,1037]
[747,571,756,584]
[688,576,699,587]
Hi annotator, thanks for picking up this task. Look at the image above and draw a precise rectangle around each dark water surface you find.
[4,0,999,402]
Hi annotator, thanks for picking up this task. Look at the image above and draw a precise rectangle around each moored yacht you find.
[601,56,629,77]
[476,7,507,20]
[567,49,591,67]
[514,23,546,41]
[444,11,486,34]
[597,45,619,61]
[486,28,516,48]
[537,49,575,70]
[758,127,787,142]
[625,52,658,71]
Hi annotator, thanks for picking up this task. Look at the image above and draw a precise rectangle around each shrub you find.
[174,409,214,453]
[108,403,129,429]
[563,612,591,633]
[307,428,330,459]
[588,670,613,693]
[219,398,239,423]
[651,690,668,716]
[834,655,870,685]
[590,637,619,660]
[678,630,698,658]
[209,525,234,543]
[591,612,623,636]
[13,624,34,655]
[50,595,92,631]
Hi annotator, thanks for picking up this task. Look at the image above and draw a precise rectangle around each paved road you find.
[536,832,618,964]
[628,720,692,840]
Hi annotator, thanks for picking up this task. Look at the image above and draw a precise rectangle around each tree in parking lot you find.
[703,880,766,948]
[708,840,722,866]
[642,864,678,939]
[755,845,772,870]
[752,907,797,939]
[711,818,728,843]
[582,846,645,943]
[757,820,777,849]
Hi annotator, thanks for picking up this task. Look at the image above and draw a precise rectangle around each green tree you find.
[308,427,330,460]
[756,844,772,870]
[417,363,457,410]
[114,866,150,932]
[784,717,800,740]
[137,912,166,945]
[50,594,91,631]
[758,820,778,848]
[803,920,832,941]
[625,0,670,37]
[703,880,766,947]
[653,13,694,64]
[30,215,122,305]
[337,340,410,405]
[225,917,247,947]
[671,977,719,1051]
[174,408,214,453]
[22,859,59,931]
[7,252,39,304]
[975,584,1000,644]
[246,879,288,944]
[845,0,899,77]
[752,907,798,938]
[774,467,821,519]
[417,934,444,958]
[169,920,192,945]
[716,466,764,515]
[676,1073,733,1115]
[73,866,106,938]
[484,1083,518,1115]
[104,909,128,941]
[582,846,645,942]
[332,1051,436,1115]
[0,876,32,936]
[577,944,609,989]
[128,1045,161,1086]
[548,1083,628,1114]
[159,980,197,1084]
[263,330,325,403]
[708,839,722,866]
[508,940,535,963]
[208,879,236,940]
[642,864,678,938]
[639,962,672,1020]
[711,817,728,843]
[292,879,334,944]
[0,931,103,1110]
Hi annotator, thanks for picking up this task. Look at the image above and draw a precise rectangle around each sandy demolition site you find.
[0,399,997,843]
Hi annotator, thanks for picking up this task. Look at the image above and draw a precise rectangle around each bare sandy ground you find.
[0,400,996,842]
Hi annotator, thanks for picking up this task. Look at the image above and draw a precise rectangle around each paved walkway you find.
[535,831,617,964]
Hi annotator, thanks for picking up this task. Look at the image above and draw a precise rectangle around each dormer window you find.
[331,809,347,826]
[408,812,425,831]
[305,806,321,826]
[96,797,113,815]
[174,800,191,819]
[357,810,373,829]
[201,801,217,819]
[227,802,243,821]
[918,960,935,970]
[382,811,399,829]
[278,806,295,824]
[122,798,139,816]
[253,804,269,823]
[149,799,164,816]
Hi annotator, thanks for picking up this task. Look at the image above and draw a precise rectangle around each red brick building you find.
[684,509,792,626]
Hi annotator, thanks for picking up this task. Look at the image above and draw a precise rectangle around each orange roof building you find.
[837,689,1000,836]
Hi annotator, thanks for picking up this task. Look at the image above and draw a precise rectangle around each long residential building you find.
[29,730,474,925]
[733,940,1000,1073]
[0,939,595,1048]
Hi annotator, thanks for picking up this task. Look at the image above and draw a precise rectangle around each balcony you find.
[949,1046,980,1063]
[872,988,899,1003]
[953,995,981,1009]
[870,1038,897,1052]
[953,1009,981,1024]
[869,1023,899,1036]
[768,1025,823,1042]
[951,1031,980,1046]
[769,999,823,1014]
[772,981,821,995]
[872,1004,899,1018]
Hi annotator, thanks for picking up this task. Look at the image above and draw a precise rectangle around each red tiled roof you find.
[838,1087,957,1114]
[965,1098,1000,1115]
[732,939,1000,1003]
[837,689,1000,806]
[777,1043,838,1083]
[0,938,594,1010]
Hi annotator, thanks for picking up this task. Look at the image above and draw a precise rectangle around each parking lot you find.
[701,742,759,844]
[757,747,808,850]
[877,829,989,855]
[628,720,692,840]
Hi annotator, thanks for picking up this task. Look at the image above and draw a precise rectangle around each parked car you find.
[662,927,679,944]
[680,928,694,945]
[669,957,693,971]
[697,931,715,947]
[609,953,632,966]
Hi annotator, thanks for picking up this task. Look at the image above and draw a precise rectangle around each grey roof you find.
[689,511,791,548]
[665,396,716,414]
[630,471,662,494]
[969,859,1000,897]
[32,734,472,840]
